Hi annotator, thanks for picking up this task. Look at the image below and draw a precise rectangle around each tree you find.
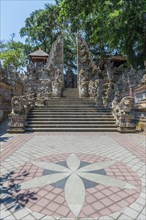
[20,4,61,51]
[58,0,146,68]
[0,39,32,70]
[20,3,77,70]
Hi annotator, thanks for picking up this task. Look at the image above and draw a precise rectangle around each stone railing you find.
[8,95,35,133]
[112,96,136,133]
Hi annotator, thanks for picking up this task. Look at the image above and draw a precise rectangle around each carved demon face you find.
[121,97,134,113]
[12,97,23,113]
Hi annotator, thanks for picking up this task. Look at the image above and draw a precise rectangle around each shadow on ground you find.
[0,119,9,136]
[0,170,38,211]
[0,136,11,143]
[0,119,15,144]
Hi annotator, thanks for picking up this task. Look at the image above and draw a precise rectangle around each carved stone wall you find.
[0,81,13,121]
[25,34,64,99]
[13,81,24,96]
[77,34,101,98]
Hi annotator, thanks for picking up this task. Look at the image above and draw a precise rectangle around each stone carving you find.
[13,81,24,96]
[105,83,115,108]
[95,79,103,106]
[46,34,64,97]
[46,34,64,79]
[8,95,35,132]
[105,60,114,82]
[52,81,62,97]
[7,64,18,85]
[26,93,35,109]
[77,34,99,97]
[141,74,146,84]
[52,69,64,97]
[8,96,28,132]
[112,90,121,109]
[79,81,89,98]
[88,80,96,98]
[78,69,89,97]
[21,34,64,99]
[21,95,33,112]
[35,91,45,106]
[112,96,136,132]
[116,68,145,96]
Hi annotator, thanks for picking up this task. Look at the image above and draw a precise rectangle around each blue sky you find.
[1,0,56,42]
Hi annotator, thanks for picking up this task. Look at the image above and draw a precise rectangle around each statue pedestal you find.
[8,118,26,133]
[117,114,136,133]
[8,127,25,133]
[8,113,26,133]
[117,127,136,133]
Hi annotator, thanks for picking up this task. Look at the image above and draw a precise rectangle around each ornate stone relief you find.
[8,96,28,132]
[77,34,100,98]
[112,96,136,132]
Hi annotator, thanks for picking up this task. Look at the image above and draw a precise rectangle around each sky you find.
[0,0,56,42]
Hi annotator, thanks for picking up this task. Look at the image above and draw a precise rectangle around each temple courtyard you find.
[1,1,146,219]
[0,123,145,220]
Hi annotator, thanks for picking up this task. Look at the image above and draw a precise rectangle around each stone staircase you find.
[62,88,79,97]
[26,94,117,132]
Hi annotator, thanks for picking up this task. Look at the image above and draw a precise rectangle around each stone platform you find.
[0,127,145,220]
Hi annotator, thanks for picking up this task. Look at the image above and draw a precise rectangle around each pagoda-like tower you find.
[29,48,49,66]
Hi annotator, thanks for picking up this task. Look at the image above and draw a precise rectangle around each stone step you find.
[35,106,110,108]
[43,102,96,108]
[31,109,112,113]
[45,102,95,105]
[44,98,94,100]
[44,101,95,103]
[27,118,115,121]
[44,97,94,100]
[27,115,114,119]
[28,111,112,115]
[26,124,117,128]
[25,92,117,132]
[42,98,95,100]
[36,104,97,107]
[33,106,111,109]
[38,104,97,107]
[27,121,116,124]
[34,107,112,111]
[62,88,79,97]
[26,127,117,132]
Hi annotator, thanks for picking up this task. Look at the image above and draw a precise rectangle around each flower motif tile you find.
[10,153,142,218]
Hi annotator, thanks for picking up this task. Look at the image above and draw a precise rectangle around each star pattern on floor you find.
[20,154,138,217]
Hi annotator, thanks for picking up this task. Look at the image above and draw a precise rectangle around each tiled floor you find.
[0,131,146,220]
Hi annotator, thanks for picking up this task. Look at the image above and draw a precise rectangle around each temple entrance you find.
[63,68,78,97]
[64,69,77,88]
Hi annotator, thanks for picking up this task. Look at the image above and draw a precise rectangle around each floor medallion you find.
[10,153,141,218]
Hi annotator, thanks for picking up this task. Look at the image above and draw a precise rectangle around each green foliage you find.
[20,4,78,70]
[58,0,146,68]
[2,0,145,70]
[0,40,30,70]
[20,4,61,52]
